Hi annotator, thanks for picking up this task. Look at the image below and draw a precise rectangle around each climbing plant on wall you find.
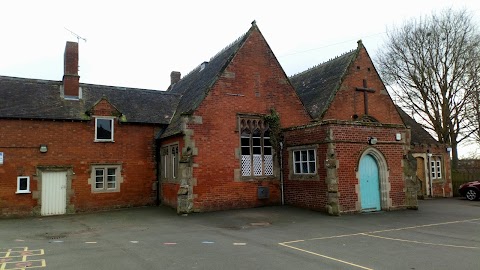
[263,108,282,159]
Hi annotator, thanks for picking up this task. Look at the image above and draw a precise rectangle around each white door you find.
[41,171,67,216]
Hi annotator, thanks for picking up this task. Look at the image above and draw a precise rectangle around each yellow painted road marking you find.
[0,247,46,270]
[1,250,44,258]
[361,233,479,249]
[2,259,46,270]
[279,243,373,270]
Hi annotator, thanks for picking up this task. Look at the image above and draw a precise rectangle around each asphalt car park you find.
[1,198,479,270]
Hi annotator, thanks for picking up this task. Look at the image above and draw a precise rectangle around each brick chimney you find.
[63,41,80,98]
[170,71,181,85]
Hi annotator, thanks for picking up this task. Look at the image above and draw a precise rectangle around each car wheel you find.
[465,189,478,201]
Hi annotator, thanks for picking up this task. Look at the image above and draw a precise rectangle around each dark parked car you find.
[458,181,480,201]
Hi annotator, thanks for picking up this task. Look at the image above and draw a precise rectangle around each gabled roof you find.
[289,46,359,120]
[0,76,180,124]
[160,25,254,138]
[396,106,439,145]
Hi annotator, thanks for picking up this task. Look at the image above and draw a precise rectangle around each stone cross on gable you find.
[355,79,375,115]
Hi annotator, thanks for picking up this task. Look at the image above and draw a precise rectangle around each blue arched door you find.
[359,154,381,211]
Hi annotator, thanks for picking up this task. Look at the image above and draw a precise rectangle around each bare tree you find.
[465,58,480,145]
[377,8,480,168]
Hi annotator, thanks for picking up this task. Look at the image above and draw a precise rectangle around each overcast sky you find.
[1,0,480,156]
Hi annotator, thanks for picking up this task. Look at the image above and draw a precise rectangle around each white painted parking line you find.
[361,233,478,249]
[279,242,373,270]
[367,218,480,234]
[279,217,480,270]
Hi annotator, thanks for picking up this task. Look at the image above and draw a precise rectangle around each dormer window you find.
[95,117,114,142]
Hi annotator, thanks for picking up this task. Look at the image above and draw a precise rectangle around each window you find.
[16,176,30,194]
[240,118,273,177]
[90,165,122,193]
[95,117,114,142]
[293,149,316,174]
[161,144,179,181]
[171,145,178,179]
[430,156,442,179]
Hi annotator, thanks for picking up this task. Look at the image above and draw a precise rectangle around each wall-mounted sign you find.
[0,152,3,165]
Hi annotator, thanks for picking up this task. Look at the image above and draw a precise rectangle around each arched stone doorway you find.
[356,147,390,211]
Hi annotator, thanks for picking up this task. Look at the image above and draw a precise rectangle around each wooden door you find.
[359,155,381,211]
[41,171,67,216]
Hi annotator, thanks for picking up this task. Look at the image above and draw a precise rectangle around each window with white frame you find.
[16,176,30,194]
[90,165,122,192]
[240,118,273,177]
[95,117,114,142]
[430,156,442,179]
[161,144,179,181]
[293,149,316,174]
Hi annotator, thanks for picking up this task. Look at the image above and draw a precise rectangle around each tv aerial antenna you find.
[64,27,87,43]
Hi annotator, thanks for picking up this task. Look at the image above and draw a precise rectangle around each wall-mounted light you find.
[446,147,452,153]
[368,137,377,145]
[39,144,48,153]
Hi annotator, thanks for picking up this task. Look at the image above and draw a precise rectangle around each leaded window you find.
[240,118,273,177]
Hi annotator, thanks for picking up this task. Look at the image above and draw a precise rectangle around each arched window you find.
[160,144,179,182]
[240,118,273,177]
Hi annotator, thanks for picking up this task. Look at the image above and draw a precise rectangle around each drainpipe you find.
[280,141,284,205]
[155,138,161,206]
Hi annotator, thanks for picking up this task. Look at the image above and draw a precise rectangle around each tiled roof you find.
[290,49,358,119]
[0,76,180,124]
[396,106,439,145]
[160,28,250,138]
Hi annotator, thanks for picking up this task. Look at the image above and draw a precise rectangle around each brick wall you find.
[332,124,407,211]
[284,123,408,213]
[183,27,311,212]
[411,144,452,197]
[158,135,183,208]
[323,47,404,125]
[281,44,409,214]
[0,117,159,216]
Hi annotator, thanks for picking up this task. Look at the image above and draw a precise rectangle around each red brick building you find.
[1,22,441,216]
[398,109,452,198]
[0,42,180,216]
[285,42,417,214]
[158,22,311,213]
